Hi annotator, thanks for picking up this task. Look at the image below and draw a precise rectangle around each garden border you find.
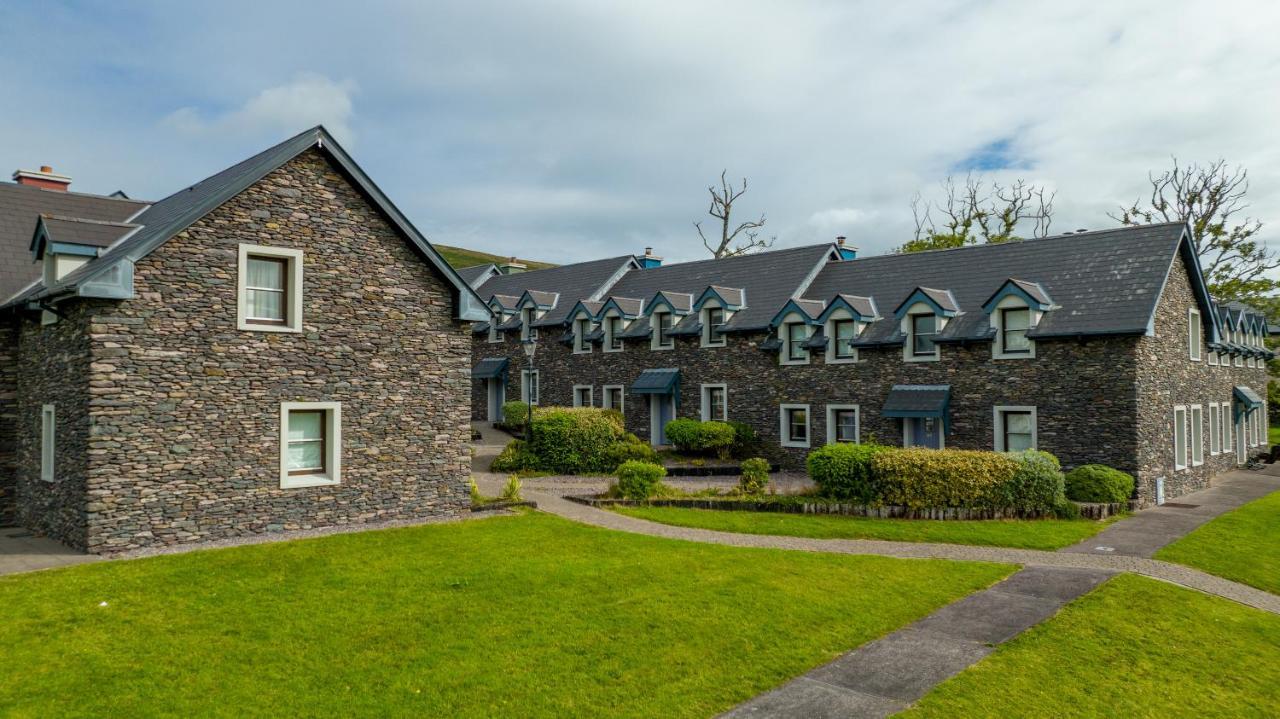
[570,495,1129,520]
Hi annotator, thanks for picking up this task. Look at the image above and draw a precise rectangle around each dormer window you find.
[910,313,937,358]
[653,312,674,350]
[999,307,1032,355]
[604,314,624,352]
[520,307,538,342]
[488,313,504,343]
[831,318,857,360]
[702,306,727,347]
[784,321,809,363]
[574,317,593,354]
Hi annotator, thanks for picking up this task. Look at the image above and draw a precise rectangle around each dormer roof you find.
[31,214,139,260]
[816,294,879,323]
[981,278,1053,313]
[645,290,694,316]
[894,287,960,319]
[693,285,745,311]
[769,298,826,327]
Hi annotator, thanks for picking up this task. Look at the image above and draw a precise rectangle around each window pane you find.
[836,410,857,442]
[287,440,323,471]
[788,323,807,359]
[912,314,936,354]
[1003,308,1030,331]
[247,257,285,289]
[835,320,856,357]
[1005,412,1033,434]
[247,288,285,320]
[789,409,807,440]
[288,411,323,441]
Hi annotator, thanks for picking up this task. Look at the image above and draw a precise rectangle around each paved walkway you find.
[0,526,99,576]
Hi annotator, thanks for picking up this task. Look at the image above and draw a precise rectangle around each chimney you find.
[13,165,71,191]
[499,256,527,275]
[638,247,663,269]
[835,236,857,261]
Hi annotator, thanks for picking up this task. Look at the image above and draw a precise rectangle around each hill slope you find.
[435,244,556,270]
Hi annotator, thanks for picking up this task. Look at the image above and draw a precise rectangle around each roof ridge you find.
[0,181,150,205]
[41,214,140,228]
[639,242,832,272]
[848,223,1186,264]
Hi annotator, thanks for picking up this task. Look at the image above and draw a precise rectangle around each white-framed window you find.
[280,401,341,489]
[1224,402,1233,456]
[825,314,859,364]
[1234,340,1243,367]
[701,304,727,348]
[521,369,540,405]
[237,244,303,333]
[993,406,1037,452]
[651,311,674,350]
[573,384,593,408]
[520,307,538,342]
[488,314,504,343]
[1188,308,1202,361]
[701,384,728,421]
[1209,402,1220,454]
[602,385,624,414]
[1190,404,1204,465]
[604,313,624,352]
[1173,405,1188,471]
[779,404,811,448]
[991,297,1036,359]
[903,305,941,362]
[825,404,860,444]
[40,404,55,482]
[779,316,811,365]
[574,317,593,354]
[1209,347,1218,366]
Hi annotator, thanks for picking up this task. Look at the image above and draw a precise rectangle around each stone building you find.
[0,126,488,552]
[469,227,1272,504]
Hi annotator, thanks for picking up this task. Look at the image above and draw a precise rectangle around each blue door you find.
[650,394,676,445]
[908,417,942,449]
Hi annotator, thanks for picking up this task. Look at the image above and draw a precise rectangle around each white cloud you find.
[162,73,357,143]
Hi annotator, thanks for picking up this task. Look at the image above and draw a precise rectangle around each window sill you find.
[992,351,1034,360]
[904,354,939,363]
[780,358,811,366]
[651,345,675,351]
[700,341,727,348]
[239,322,303,334]
[781,440,811,449]
[825,356,857,365]
[603,347,624,353]
[281,474,340,489]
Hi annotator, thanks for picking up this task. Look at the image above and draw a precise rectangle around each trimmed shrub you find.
[739,457,771,494]
[665,418,736,454]
[529,407,625,474]
[807,443,890,502]
[727,421,762,458]
[871,448,1020,509]
[616,460,667,500]
[501,401,530,427]
[490,439,538,473]
[602,441,660,470]
[1053,498,1082,520]
[1001,450,1066,512]
[1065,464,1136,504]
[663,418,700,450]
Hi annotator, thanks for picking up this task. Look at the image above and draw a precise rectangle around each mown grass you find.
[613,505,1118,550]
[1155,489,1280,595]
[0,511,1011,718]
[902,574,1280,717]
[436,244,554,271]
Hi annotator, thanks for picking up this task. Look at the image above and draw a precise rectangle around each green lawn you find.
[901,574,1280,717]
[0,512,1011,718]
[613,506,1118,550]
[435,243,554,271]
[1270,424,1280,445]
[1155,489,1280,594]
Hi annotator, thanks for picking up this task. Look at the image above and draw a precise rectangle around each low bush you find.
[501,401,530,427]
[1052,498,1082,520]
[739,457,771,494]
[872,448,1020,509]
[1001,450,1066,512]
[500,476,523,502]
[616,461,667,500]
[664,418,737,455]
[727,421,762,459]
[808,443,891,502]
[529,407,626,474]
[1065,464,1136,504]
[490,439,539,473]
[602,441,660,470]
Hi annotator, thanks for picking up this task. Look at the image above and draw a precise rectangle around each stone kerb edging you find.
[569,495,1127,520]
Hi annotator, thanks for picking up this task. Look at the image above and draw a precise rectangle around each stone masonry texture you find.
[8,149,472,552]
[471,252,1269,505]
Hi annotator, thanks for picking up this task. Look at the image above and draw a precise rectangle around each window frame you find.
[574,317,593,354]
[1190,404,1204,466]
[825,315,859,364]
[700,383,728,422]
[520,307,539,342]
[522,369,540,405]
[996,306,1033,358]
[602,384,625,414]
[237,244,304,333]
[779,318,811,366]
[779,403,811,448]
[604,314,624,352]
[279,401,341,489]
[572,384,594,408]
[487,313,504,343]
[1188,308,1202,361]
[906,310,940,362]
[652,311,674,350]
[1173,405,1188,471]
[825,404,860,445]
[40,403,55,482]
[993,405,1037,452]
[701,305,727,348]
[1209,402,1220,455]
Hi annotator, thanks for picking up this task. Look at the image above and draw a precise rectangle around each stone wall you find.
[1133,252,1270,500]
[0,322,17,525]
[14,148,472,552]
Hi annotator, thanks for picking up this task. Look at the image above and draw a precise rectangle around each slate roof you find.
[35,215,139,253]
[457,263,498,288]
[5,126,488,321]
[0,182,147,301]
[603,244,836,331]
[473,254,637,326]
[803,223,1194,341]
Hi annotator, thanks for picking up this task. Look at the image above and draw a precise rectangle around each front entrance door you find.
[487,378,504,423]
[905,417,942,449]
[649,394,675,445]
[1237,409,1248,464]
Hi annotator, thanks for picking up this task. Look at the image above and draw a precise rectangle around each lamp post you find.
[522,339,537,443]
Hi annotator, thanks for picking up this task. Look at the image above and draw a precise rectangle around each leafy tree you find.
[695,171,773,258]
[898,173,1055,253]
[1111,158,1279,303]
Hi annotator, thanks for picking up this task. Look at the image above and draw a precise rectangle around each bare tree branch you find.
[900,173,1054,252]
[694,170,772,258]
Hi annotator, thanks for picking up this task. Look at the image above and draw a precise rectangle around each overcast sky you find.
[3,1,1280,266]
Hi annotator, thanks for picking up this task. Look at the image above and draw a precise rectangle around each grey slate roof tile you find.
[457,263,498,287]
[474,255,637,326]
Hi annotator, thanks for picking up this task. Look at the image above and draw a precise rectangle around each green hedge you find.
[1000,450,1066,512]
[664,418,736,454]
[807,443,891,502]
[501,401,530,426]
[529,407,626,474]
[727,421,761,458]
[739,458,771,494]
[616,461,666,500]
[1065,464,1135,504]
[602,438,660,471]
[490,439,538,473]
